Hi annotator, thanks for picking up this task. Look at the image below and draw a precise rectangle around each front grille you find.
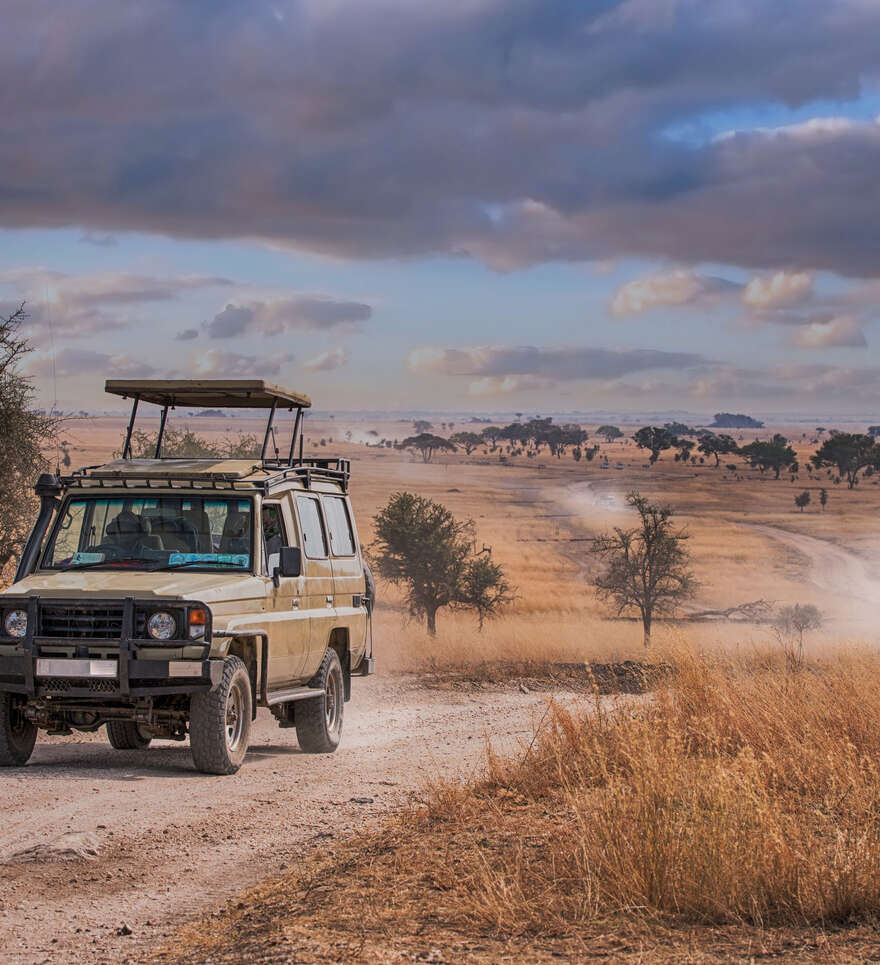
[40,677,118,694]
[39,604,125,640]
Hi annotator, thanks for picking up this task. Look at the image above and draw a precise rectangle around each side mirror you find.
[277,546,302,579]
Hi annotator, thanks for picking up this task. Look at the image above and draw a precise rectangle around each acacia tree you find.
[0,305,56,579]
[370,492,513,634]
[597,424,623,443]
[459,554,514,630]
[811,433,879,489]
[633,426,677,465]
[400,432,456,463]
[450,431,482,455]
[592,493,696,646]
[739,435,797,479]
[697,432,738,467]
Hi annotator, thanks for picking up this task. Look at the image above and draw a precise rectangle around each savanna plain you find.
[6,413,880,964]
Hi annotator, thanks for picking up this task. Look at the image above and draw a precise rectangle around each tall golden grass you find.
[417,646,880,932]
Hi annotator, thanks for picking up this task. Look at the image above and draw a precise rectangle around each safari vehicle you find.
[0,380,374,774]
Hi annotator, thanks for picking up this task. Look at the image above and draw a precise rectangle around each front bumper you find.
[0,596,222,699]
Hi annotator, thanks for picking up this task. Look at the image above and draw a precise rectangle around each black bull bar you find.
[0,597,223,699]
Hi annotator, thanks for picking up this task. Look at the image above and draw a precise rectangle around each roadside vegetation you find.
[0,305,56,582]
[159,645,880,963]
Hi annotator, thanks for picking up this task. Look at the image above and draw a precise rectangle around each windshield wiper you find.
[64,557,151,570]
[152,560,247,571]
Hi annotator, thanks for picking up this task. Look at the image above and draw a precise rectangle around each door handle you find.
[326,595,334,607]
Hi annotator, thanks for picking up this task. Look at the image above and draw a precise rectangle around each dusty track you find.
[746,524,880,604]
[0,675,560,965]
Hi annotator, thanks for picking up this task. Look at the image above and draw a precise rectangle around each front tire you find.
[106,720,152,750]
[0,693,37,766]
[189,656,252,775]
[296,648,344,753]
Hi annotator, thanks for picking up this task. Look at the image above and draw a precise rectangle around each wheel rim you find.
[225,680,245,751]
[325,671,340,733]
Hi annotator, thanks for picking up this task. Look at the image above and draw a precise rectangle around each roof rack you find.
[59,458,351,494]
[105,379,312,466]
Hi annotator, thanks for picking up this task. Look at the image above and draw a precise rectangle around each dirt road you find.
[747,523,880,607]
[0,676,561,965]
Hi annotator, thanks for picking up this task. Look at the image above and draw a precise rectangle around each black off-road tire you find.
[189,656,252,775]
[106,720,152,750]
[0,692,37,766]
[296,648,344,754]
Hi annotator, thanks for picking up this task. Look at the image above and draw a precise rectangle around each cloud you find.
[408,344,705,382]
[792,315,867,349]
[176,328,199,341]
[610,269,740,316]
[303,348,349,372]
[79,231,117,247]
[743,272,813,310]
[0,268,233,338]
[28,347,156,379]
[192,348,296,378]
[3,3,880,275]
[205,297,371,338]
[467,374,555,396]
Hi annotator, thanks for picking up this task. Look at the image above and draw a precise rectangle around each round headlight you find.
[147,611,177,640]
[4,609,27,638]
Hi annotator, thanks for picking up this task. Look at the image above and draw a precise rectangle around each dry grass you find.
[157,645,880,963]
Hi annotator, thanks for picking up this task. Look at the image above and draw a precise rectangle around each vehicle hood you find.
[0,570,265,603]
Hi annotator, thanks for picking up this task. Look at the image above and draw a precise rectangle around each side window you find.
[296,496,328,559]
[262,503,287,571]
[322,496,355,556]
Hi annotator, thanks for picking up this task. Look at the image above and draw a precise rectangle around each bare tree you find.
[774,604,822,671]
[592,493,696,646]
[0,305,57,580]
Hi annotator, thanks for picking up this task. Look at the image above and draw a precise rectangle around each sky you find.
[3,0,880,418]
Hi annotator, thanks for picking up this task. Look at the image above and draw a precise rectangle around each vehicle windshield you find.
[43,495,254,571]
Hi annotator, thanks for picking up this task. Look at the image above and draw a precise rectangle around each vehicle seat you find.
[105,510,147,552]
[184,508,213,553]
[149,517,199,553]
[219,512,250,555]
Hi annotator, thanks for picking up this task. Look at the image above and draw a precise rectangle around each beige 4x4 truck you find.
[0,380,374,774]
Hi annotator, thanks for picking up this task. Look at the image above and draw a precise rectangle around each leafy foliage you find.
[633,426,677,464]
[0,306,56,579]
[369,492,512,634]
[400,433,457,463]
[125,426,262,459]
[597,424,623,443]
[449,431,483,455]
[794,490,811,512]
[739,435,797,479]
[592,493,696,646]
[811,433,879,489]
[697,432,738,467]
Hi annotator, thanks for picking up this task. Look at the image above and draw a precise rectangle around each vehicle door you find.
[320,493,368,666]
[261,499,309,687]
[294,493,336,679]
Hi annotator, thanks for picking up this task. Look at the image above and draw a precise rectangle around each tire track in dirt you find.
[744,523,880,606]
[0,676,565,965]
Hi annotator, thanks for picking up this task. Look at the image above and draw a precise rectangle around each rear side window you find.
[296,496,328,558]
[322,496,355,556]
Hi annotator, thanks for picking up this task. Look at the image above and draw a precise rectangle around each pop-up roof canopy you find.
[105,379,311,464]
[105,379,311,410]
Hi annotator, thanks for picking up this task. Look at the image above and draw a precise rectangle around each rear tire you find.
[106,720,152,750]
[296,649,344,753]
[0,692,37,766]
[189,656,252,775]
